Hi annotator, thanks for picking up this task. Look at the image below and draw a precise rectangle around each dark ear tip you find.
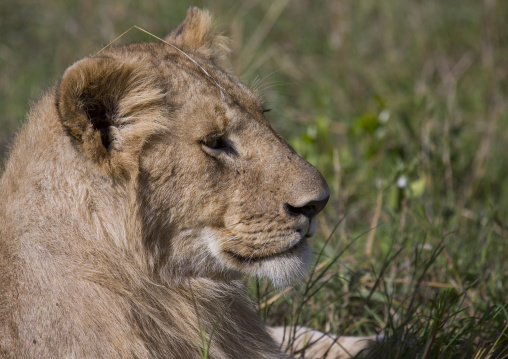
[187,6,200,15]
[186,6,206,19]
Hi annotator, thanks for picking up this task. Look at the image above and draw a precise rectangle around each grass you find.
[2,0,507,358]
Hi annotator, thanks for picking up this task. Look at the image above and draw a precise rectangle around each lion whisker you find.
[251,68,283,93]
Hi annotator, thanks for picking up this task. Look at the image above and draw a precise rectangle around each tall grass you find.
[2,0,507,357]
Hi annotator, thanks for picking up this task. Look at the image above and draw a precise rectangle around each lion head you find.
[54,8,329,288]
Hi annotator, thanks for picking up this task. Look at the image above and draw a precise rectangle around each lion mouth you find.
[304,218,317,238]
[224,238,306,264]
[218,218,316,265]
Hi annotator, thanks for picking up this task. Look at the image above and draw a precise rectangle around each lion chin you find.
[208,228,313,288]
[0,7,380,359]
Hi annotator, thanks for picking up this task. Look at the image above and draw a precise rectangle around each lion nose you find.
[284,190,330,219]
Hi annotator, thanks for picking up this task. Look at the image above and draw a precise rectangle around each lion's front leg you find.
[269,326,380,359]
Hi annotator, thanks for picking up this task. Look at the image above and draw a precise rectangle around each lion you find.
[0,7,377,359]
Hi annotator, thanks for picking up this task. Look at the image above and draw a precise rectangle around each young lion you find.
[0,8,376,359]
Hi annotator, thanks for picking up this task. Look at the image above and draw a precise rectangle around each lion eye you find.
[201,132,237,158]
[202,133,227,150]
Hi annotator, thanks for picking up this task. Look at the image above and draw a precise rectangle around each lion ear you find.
[57,57,165,176]
[164,7,230,63]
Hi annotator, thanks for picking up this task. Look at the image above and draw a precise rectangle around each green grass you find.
[2,0,507,357]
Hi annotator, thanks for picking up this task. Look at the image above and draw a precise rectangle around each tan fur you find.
[0,8,374,359]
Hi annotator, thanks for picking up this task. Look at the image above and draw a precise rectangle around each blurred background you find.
[1,0,507,357]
